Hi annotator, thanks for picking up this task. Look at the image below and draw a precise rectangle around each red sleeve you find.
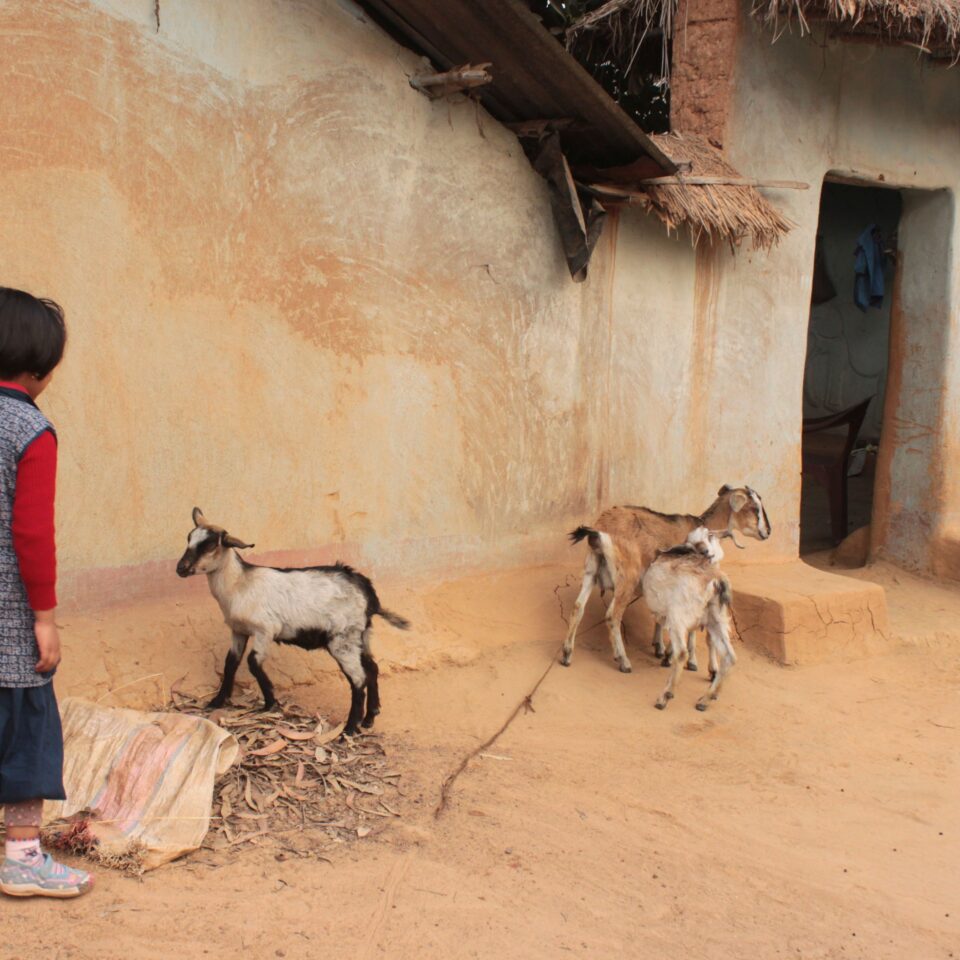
[12,429,58,610]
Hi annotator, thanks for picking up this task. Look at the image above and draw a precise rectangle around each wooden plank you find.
[362,0,676,171]
[824,171,902,190]
[362,0,518,121]
[489,0,674,168]
[372,0,563,119]
[634,176,810,189]
[410,63,493,99]
[584,177,809,200]
[361,0,454,71]
[581,177,809,203]
[574,155,683,184]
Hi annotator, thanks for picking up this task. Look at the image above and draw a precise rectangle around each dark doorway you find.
[800,181,902,555]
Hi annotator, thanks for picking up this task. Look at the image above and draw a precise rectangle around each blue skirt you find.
[0,683,66,804]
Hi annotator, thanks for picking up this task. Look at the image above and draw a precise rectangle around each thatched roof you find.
[753,0,960,60]
[581,133,796,249]
[564,0,677,83]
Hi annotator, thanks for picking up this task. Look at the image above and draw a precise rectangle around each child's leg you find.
[0,685,93,898]
[4,798,44,860]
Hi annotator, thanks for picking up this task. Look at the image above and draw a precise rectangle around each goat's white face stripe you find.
[188,527,211,549]
[749,490,770,538]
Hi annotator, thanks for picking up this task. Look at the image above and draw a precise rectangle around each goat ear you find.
[192,507,206,527]
[717,484,732,496]
[729,490,749,513]
[221,533,255,550]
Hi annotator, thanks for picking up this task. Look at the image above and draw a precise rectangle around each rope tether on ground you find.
[434,580,650,818]
[434,650,560,819]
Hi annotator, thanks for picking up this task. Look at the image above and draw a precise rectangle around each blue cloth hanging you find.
[854,224,885,312]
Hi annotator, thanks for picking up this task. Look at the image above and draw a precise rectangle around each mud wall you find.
[0,0,639,606]
[671,0,740,148]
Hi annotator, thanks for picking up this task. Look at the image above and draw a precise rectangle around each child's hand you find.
[34,611,62,673]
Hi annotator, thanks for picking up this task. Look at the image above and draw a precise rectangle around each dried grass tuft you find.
[753,0,960,61]
[41,817,147,877]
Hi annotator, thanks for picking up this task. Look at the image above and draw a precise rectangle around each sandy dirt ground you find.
[3,561,959,960]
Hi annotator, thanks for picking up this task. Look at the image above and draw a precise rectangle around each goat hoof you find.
[618,663,632,674]
[695,702,709,712]
[560,654,571,667]
[686,662,698,672]
[654,700,667,710]
[259,701,280,714]
[709,670,718,681]
[660,657,671,668]
[206,697,227,710]
[361,715,377,729]
[341,727,361,739]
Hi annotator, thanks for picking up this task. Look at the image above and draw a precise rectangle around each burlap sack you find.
[44,698,238,869]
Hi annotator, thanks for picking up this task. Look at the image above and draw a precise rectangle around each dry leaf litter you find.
[171,690,404,860]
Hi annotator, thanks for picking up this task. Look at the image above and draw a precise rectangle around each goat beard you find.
[719,531,747,550]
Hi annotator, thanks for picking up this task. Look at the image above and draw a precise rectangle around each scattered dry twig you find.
[171,691,405,858]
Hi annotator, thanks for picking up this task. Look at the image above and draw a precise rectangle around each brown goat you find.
[560,485,771,673]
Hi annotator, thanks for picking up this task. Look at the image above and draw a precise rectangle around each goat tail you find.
[711,576,736,666]
[570,526,618,586]
[377,608,411,630]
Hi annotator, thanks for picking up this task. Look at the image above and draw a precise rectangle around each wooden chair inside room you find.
[801,396,873,546]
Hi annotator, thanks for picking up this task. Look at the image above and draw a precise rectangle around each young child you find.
[0,287,92,898]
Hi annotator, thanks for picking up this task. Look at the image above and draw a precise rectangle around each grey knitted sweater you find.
[0,388,56,687]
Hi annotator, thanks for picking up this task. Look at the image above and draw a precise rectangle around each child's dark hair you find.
[0,287,67,380]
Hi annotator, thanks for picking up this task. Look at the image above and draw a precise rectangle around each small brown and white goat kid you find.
[561,485,770,673]
[176,509,410,736]
[643,527,736,711]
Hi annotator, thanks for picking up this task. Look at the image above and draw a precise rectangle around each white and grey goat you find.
[642,527,736,712]
[176,509,410,736]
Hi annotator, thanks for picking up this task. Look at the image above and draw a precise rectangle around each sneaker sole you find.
[0,879,92,898]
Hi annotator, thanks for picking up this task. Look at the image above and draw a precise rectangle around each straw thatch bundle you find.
[622,133,794,249]
[753,0,960,60]
[565,0,679,81]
